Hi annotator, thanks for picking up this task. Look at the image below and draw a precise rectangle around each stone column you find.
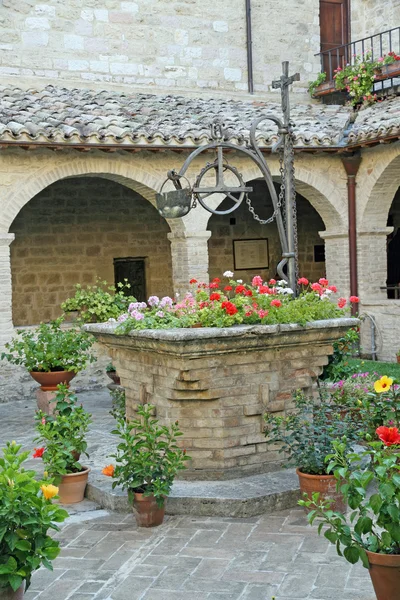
[0,233,15,349]
[319,230,350,297]
[357,228,392,300]
[168,231,211,297]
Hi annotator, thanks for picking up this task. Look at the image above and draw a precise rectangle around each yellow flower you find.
[41,484,59,500]
[374,376,393,394]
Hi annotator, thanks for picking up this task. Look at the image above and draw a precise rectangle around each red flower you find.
[189,279,197,284]
[252,276,263,287]
[258,285,270,294]
[210,293,221,301]
[199,301,209,309]
[245,311,253,317]
[222,301,238,316]
[33,447,45,459]
[244,290,253,297]
[297,277,309,286]
[224,285,232,291]
[337,297,347,309]
[269,279,277,285]
[209,282,219,289]
[349,296,360,303]
[212,277,221,283]
[328,285,337,293]
[319,277,328,286]
[376,426,400,446]
[271,299,282,308]
[311,282,322,292]
[235,285,246,294]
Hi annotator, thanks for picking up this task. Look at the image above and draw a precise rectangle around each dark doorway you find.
[320,0,350,77]
[114,257,146,302]
[387,192,400,298]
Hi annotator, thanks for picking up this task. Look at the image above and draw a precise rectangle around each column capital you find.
[167,230,212,242]
[359,227,393,237]
[0,233,15,247]
[318,229,347,240]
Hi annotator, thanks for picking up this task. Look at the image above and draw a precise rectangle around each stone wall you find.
[208,180,326,284]
[351,0,400,42]
[0,0,319,97]
[9,177,173,325]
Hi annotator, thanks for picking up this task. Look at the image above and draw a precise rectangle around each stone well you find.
[86,318,354,480]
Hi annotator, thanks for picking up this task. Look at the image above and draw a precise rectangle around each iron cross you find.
[272,61,300,125]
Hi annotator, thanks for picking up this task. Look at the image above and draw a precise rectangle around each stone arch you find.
[201,160,347,232]
[359,148,400,231]
[1,155,186,236]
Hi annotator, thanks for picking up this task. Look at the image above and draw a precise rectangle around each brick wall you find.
[208,180,326,283]
[0,0,319,97]
[9,177,172,325]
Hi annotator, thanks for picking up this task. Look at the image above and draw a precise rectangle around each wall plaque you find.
[233,238,269,270]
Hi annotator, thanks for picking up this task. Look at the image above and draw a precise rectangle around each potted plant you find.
[0,441,68,598]
[264,390,360,511]
[1,318,96,391]
[106,362,121,386]
[61,278,137,323]
[300,428,400,600]
[33,385,92,504]
[103,403,189,526]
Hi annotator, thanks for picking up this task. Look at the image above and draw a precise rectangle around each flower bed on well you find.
[114,273,359,334]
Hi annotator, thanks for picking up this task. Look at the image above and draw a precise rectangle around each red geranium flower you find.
[245,311,253,317]
[258,285,269,294]
[33,447,45,459]
[209,282,219,289]
[235,285,246,294]
[349,296,360,303]
[271,299,282,308]
[222,301,238,316]
[189,279,197,284]
[376,426,400,446]
[269,279,276,285]
[297,277,309,286]
[337,297,347,309]
[212,277,221,283]
[224,285,232,291]
[210,293,221,301]
[319,278,329,286]
[311,282,322,292]
[244,290,253,297]
[328,285,337,293]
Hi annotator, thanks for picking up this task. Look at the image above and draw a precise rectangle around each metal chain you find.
[286,129,299,280]
[245,158,283,225]
[278,144,286,228]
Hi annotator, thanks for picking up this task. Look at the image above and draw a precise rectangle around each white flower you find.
[277,280,287,287]
[223,271,234,278]
[237,279,243,283]
[323,288,333,295]
[320,293,330,300]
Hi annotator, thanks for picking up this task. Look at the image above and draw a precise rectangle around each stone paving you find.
[0,390,375,600]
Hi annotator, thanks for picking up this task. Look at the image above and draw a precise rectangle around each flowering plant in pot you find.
[105,362,121,386]
[61,278,137,323]
[264,390,361,511]
[103,403,189,526]
[115,274,358,334]
[300,428,400,600]
[1,318,96,391]
[0,441,68,598]
[357,375,400,439]
[34,384,92,504]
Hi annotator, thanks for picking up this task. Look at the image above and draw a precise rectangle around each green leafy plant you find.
[109,386,126,422]
[1,318,95,373]
[308,71,327,96]
[61,278,137,323]
[0,442,68,592]
[104,404,189,506]
[34,385,92,478]
[106,362,116,373]
[322,327,360,381]
[264,390,360,475]
[357,375,400,439]
[300,433,400,566]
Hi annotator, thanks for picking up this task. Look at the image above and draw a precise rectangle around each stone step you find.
[86,468,300,518]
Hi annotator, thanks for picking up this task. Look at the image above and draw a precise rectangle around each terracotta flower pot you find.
[29,370,76,391]
[190,323,203,328]
[366,550,400,600]
[296,468,346,513]
[57,466,90,504]
[106,370,121,385]
[0,583,25,599]
[133,492,165,527]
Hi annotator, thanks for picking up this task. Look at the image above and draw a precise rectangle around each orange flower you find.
[41,484,59,500]
[102,464,115,477]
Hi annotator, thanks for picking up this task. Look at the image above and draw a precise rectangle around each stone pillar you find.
[168,231,211,297]
[0,234,15,349]
[319,230,350,297]
[357,228,392,300]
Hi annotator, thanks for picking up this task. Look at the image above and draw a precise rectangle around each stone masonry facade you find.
[87,319,354,479]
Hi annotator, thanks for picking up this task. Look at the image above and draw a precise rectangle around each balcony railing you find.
[315,26,400,96]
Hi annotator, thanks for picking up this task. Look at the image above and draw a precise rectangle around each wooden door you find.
[114,257,146,302]
[320,0,350,78]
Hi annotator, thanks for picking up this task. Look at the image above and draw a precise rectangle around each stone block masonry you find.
[87,318,355,480]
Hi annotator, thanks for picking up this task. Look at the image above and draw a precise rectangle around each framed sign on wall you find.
[233,238,269,270]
